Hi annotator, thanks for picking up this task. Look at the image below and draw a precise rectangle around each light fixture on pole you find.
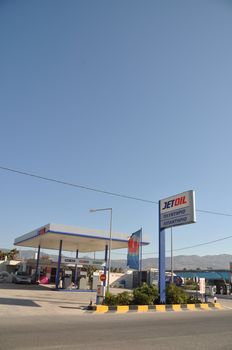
[89,208,112,293]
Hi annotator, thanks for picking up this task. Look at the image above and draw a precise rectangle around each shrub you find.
[103,291,133,306]
[187,295,202,304]
[182,284,198,291]
[133,290,153,305]
[185,279,195,285]
[166,284,188,304]
[103,284,160,306]
[116,291,133,305]
[103,292,118,306]
[133,283,159,305]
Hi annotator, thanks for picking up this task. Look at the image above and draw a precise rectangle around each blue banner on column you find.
[127,229,141,270]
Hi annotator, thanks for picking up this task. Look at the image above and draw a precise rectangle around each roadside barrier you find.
[87,302,221,313]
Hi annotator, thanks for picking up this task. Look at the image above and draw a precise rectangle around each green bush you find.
[103,292,118,306]
[103,291,133,306]
[187,295,202,304]
[133,290,153,305]
[182,284,198,291]
[133,283,159,305]
[182,280,198,291]
[103,284,159,306]
[185,279,195,285]
[103,284,202,306]
[166,284,188,304]
[116,291,133,305]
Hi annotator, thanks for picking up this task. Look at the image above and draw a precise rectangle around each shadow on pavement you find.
[59,306,83,310]
[0,297,41,307]
[0,283,53,291]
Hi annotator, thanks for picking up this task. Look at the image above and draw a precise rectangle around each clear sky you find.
[1,0,232,261]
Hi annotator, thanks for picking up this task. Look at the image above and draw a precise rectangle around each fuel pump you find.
[62,270,72,289]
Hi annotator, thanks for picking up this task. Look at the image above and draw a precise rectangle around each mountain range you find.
[2,248,232,270]
[112,254,232,270]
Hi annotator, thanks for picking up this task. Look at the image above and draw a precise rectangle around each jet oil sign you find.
[160,190,196,229]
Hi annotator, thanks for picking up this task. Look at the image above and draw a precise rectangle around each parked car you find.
[0,271,13,283]
[12,271,32,284]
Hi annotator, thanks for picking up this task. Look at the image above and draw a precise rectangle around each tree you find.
[0,250,6,260]
[83,266,97,289]
[40,254,50,262]
[7,249,19,260]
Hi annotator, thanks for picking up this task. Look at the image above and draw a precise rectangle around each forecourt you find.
[14,223,149,289]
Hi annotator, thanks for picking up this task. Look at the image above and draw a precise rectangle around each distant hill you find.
[111,254,232,270]
[0,248,10,253]
[0,248,58,261]
[2,249,232,270]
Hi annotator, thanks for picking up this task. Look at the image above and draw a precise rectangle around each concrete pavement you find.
[0,284,230,317]
[0,283,95,316]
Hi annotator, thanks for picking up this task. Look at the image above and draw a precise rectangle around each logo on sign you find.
[162,196,187,210]
[39,227,47,235]
[128,237,140,254]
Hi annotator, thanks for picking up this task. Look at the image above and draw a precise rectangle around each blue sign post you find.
[158,191,196,304]
[159,201,166,303]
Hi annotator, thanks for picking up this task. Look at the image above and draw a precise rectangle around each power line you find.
[109,232,232,257]
[196,209,232,217]
[1,165,232,217]
[142,234,232,255]
[2,165,232,261]
[169,234,232,252]
[0,166,157,204]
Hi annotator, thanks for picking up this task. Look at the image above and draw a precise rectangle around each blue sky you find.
[1,0,232,261]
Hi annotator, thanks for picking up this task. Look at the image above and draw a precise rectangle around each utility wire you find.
[1,165,232,217]
[111,234,232,256]
[143,234,232,255]
[195,209,232,217]
[2,166,232,260]
[0,166,157,204]
[170,234,232,252]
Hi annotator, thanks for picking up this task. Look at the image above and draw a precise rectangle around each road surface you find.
[1,309,232,350]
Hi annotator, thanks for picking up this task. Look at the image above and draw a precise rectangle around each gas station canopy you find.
[14,223,149,252]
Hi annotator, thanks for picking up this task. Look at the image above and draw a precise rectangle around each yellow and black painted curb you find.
[87,303,221,313]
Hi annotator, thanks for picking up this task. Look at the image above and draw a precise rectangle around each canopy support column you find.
[35,245,41,283]
[74,249,79,288]
[55,240,63,289]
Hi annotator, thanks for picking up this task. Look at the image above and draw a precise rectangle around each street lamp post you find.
[89,208,112,294]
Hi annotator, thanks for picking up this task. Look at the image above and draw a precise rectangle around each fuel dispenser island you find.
[96,284,104,304]
[62,270,72,289]
[79,271,88,289]
[96,273,106,304]
[60,257,107,291]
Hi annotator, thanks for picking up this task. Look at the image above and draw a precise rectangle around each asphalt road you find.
[1,310,232,350]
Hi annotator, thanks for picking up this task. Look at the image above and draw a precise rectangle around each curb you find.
[87,303,222,313]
